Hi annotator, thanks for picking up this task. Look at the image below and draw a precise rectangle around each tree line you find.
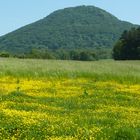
[0,48,112,61]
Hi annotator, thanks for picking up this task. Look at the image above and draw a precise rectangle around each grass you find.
[0,58,140,139]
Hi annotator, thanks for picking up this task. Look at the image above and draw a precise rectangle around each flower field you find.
[0,58,140,139]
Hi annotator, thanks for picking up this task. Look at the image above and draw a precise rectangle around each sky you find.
[0,0,140,36]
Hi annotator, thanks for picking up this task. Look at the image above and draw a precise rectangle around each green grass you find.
[0,58,140,82]
[0,58,140,139]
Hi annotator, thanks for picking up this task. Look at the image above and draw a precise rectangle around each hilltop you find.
[0,6,137,59]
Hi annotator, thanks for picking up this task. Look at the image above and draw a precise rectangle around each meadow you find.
[0,58,140,140]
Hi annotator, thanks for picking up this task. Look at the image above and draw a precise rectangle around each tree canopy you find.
[113,27,140,60]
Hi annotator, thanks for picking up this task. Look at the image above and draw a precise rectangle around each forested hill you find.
[0,5,137,59]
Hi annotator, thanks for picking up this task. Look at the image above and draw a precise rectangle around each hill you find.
[0,5,137,59]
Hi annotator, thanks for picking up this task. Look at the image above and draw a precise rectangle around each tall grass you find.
[0,58,140,83]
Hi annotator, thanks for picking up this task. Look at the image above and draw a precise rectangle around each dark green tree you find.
[0,52,10,57]
[113,27,140,60]
[79,51,94,61]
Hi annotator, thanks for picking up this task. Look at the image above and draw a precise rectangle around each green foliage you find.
[20,48,104,61]
[26,48,54,59]
[113,27,140,60]
[0,6,136,60]
[0,52,10,57]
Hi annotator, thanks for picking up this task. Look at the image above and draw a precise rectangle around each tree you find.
[113,27,140,60]
[79,51,95,61]
[0,52,10,57]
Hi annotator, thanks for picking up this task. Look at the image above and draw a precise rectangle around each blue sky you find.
[0,0,140,36]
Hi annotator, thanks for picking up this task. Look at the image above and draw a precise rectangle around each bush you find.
[0,52,10,57]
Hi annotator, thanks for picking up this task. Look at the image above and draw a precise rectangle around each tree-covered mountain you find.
[0,5,137,59]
